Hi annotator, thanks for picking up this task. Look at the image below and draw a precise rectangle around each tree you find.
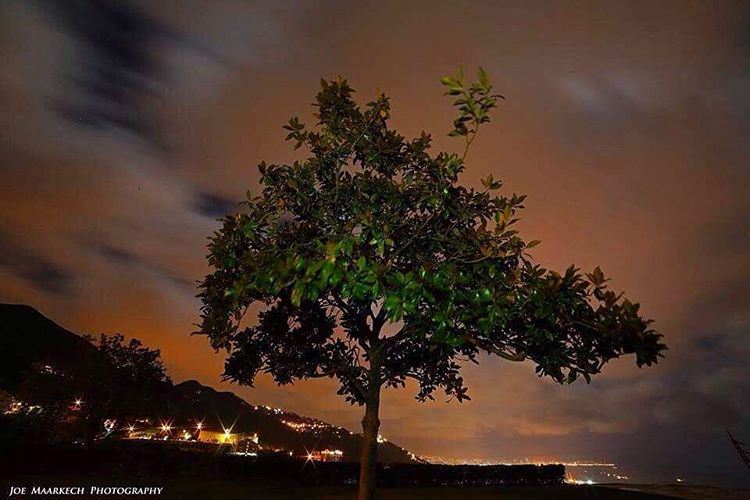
[197,68,666,500]
[11,333,170,446]
[77,333,171,444]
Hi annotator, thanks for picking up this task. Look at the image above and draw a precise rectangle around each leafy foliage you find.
[78,333,171,440]
[441,67,503,159]
[83,333,171,396]
[198,68,665,407]
[10,332,171,444]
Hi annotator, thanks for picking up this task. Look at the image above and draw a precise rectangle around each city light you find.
[566,478,597,485]
[5,401,23,415]
[281,419,328,432]
[103,419,116,434]
[418,455,618,467]
[232,451,258,457]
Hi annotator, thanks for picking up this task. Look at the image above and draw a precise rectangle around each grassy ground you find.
[1,476,684,499]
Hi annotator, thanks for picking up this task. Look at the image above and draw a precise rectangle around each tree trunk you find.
[358,372,381,500]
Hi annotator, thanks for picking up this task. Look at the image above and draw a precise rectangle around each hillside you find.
[0,304,98,389]
[166,380,412,462]
[0,303,413,463]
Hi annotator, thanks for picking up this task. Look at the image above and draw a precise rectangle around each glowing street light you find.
[195,421,203,430]
[303,446,316,466]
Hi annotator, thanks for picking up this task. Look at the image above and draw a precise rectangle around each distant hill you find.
[0,303,414,463]
[0,304,98,389]
[166,380,412,462]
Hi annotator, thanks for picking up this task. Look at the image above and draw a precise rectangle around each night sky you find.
[1,0,748,487]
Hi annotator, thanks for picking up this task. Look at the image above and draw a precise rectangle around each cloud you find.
[90,242,140,266]
[0,231,74,295]
[45,0,164,148]
[192,191,237,219]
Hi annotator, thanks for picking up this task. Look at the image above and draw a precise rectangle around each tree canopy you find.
[10,332,170,445]
[197,67,666,499]
[199,69,664,401]
[78,333,171,442]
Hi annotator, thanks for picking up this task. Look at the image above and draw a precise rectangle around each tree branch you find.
[330,348,369,401]
[371,307,388,337]
[382,327,409,347]
[463,334,525,362]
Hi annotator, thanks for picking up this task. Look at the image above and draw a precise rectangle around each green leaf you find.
[383,294,400,313]
[478,67,490,89]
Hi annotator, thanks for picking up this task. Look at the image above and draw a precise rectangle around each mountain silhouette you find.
[0,304,98,389]
[0,303,413,463]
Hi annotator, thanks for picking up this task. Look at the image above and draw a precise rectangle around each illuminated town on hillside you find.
[3,387,637,482]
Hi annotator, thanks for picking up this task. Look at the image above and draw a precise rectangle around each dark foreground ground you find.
[601,484,750,500]
[2,443,748,499]
[4,476,749,500]
[0,476,703,500]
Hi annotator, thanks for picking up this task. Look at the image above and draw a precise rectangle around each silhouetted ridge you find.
[0,304,97,390]
[0,303,413,463]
